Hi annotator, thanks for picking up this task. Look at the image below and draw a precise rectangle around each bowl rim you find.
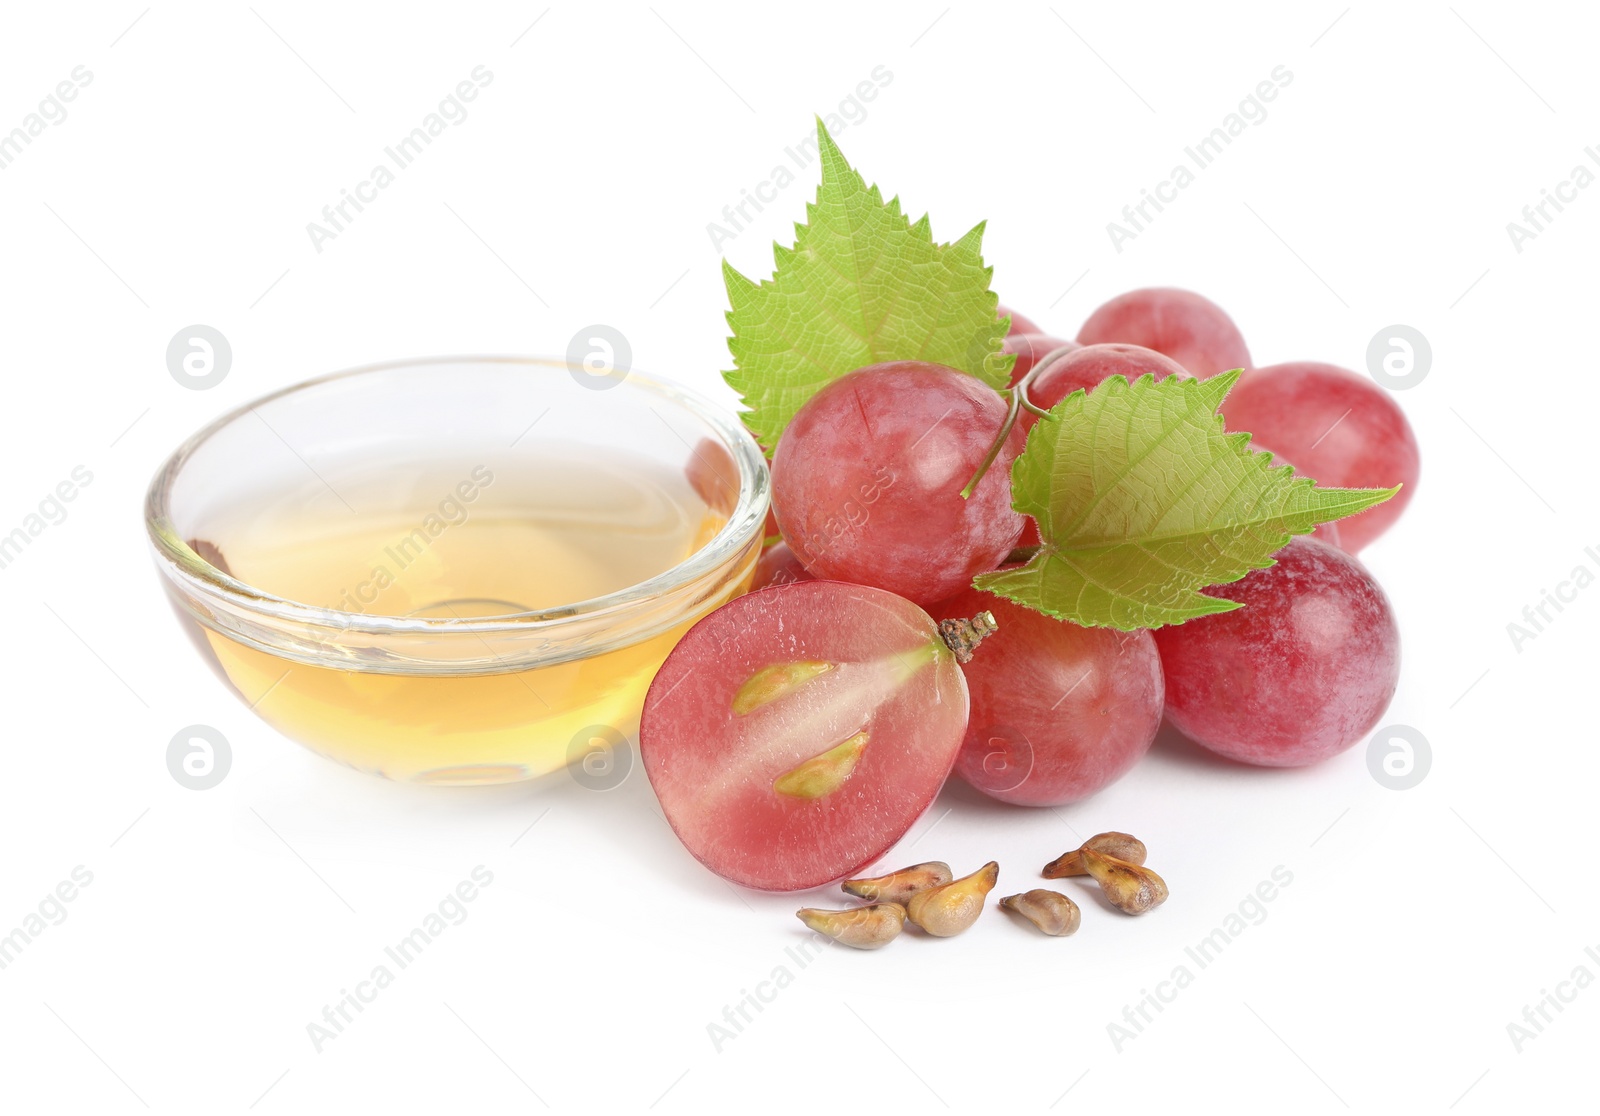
[144,354,768,637]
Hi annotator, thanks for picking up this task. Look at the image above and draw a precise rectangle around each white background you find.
[0,2,1593,1112]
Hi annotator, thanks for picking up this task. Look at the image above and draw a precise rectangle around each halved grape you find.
[639,582,970,891]
[771,362,1026,606]
[933,588,1163,805]
[1077,288,1250,376]
[1222,361,1418,553]
[1154,536,1400,767]
[1003,333,1078,386]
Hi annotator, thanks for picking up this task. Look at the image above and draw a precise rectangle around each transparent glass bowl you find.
[145,356,767,784]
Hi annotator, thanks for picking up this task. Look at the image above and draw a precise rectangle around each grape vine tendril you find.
[959,344,1077,499]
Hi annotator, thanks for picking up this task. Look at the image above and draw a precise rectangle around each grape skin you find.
[1002,333,1078,386]
[771,362,1025,607]
[685,436,740,515]
[639,581,969,891]
[1154,536,1400,767]
[1027,343,1190,425]
[1077,287,1251,377]
[933,588,1164,806]
[999,304,1041,336]
[751,542,814,591]
[1016,342,1192,545]
[1221,361,1419,553]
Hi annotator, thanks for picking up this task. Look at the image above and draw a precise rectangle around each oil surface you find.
[193,448,740,783]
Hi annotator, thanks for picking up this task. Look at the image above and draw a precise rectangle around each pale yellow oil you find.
[192,450,747,783]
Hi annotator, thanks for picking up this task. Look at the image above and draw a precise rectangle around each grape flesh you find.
[1077,287,1251,376]
[933,588,1164,806]
[1222,361,1419,553]
[998,304,1041,336]
[1027,343,1190,422]
[751,542,814,591]
[1002,333,1078,386]
[1154,536,1399,767]
[771,362,1026,606]
[639,581,969,891]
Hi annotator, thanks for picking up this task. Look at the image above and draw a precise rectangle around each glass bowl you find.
[145,356,767,785]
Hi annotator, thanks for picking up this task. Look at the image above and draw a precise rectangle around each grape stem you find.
[959,345,1076,499]
[958,386,1022,501]
[938,611,998,663]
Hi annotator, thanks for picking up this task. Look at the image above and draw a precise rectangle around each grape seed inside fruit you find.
[770,362,1026,607]
[638,581,970,891]
[1154,536,1400,767]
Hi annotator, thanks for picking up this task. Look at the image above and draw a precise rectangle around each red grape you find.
[771,362,1026,606]
[639,581,970,891]
[1154,536,1399,767]
[932,588,1164,806]
[1002,333,1078,386]
[1077,288,1250,376]
[998,304,1041,336]
[1027,343,1190,423]
[1222,361,1419,553]
[685,436,740,514]
[751,542,814,591]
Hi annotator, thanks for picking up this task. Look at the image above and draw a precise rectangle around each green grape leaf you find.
[976,371,1399,630]
[723,119,1012,455]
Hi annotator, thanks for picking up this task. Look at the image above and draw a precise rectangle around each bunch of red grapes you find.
[642,288,1417,891]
